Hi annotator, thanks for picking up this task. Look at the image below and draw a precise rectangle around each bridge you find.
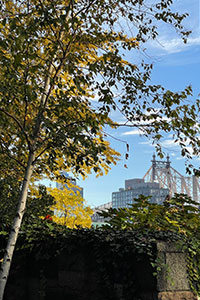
[143,154,200,202]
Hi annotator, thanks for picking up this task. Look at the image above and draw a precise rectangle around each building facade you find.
[112,178,169,209]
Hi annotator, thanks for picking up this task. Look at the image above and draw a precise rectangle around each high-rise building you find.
[112,178,169,209]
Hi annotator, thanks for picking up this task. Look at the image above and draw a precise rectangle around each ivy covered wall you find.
[1,227,197,300]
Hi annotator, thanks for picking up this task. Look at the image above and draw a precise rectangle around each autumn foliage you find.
[48,186,93,229]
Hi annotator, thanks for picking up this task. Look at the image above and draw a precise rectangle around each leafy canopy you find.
[0,0,199,181]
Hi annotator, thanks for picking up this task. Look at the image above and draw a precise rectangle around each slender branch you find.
[110,122,159,128]
[102,131,128,144]
[33,147,50,164]
[23,46,31,129]
[0,139,26,169]
[74,0,98,18]
[0,108,31,148]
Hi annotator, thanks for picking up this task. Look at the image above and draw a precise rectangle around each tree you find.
[100,194,200,234]
[0,180,55,232]
[49,185,93,228]
[0,0,199,298]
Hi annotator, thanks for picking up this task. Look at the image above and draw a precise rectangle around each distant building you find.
[112,178,169,209]
[91,178,169,225]
[91,202,112,226]
[56,171,83,197]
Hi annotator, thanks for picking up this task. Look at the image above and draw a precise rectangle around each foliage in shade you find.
[0,182,55,232]
[100,194,200,234]
[1,194,200,296]
[99,193,200,295]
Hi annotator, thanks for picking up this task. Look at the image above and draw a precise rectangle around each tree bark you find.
[0,151,35,300]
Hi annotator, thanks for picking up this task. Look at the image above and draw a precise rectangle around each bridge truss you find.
[143,154,200,202]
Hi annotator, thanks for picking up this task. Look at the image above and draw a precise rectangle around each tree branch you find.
[0,108,31,149]
[0,138,26,169]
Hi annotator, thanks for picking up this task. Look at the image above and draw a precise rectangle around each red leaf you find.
[44,215,52,221]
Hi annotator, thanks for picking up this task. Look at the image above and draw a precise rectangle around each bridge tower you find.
[143,154,200,202]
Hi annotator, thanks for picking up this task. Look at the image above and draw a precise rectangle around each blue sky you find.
[44,1,200,208]
[76,0,200,208]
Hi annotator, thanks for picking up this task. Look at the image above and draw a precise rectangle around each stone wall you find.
[3,240,198,300]
[156,242,197,300]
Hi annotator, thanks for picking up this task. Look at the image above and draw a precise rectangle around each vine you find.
[100,193,200,296]
[1,194,200,298]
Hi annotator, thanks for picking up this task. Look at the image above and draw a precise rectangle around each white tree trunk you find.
[0,151,35,300]
[0,51,55,300]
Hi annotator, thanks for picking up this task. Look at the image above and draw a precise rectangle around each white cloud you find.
[139,138,180,156]
[161,139,179,148]
[145,0,200,56]
[122,129,145,136]
[176,156,184,161]
[139,140,154,146]
[153,36,200,55]
[171,153,177,157]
